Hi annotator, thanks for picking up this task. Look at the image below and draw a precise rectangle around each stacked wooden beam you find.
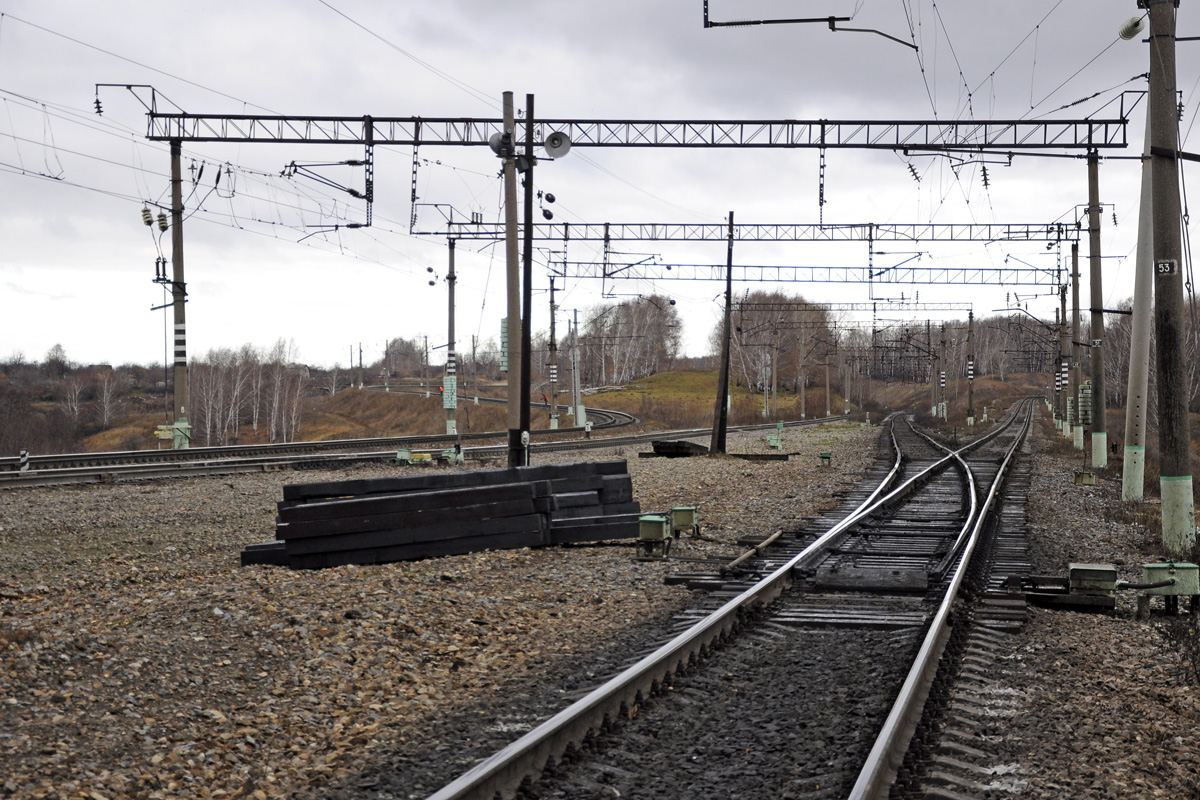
[240,461,640,569]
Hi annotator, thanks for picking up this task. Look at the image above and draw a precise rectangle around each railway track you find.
[0,405,634,472]
[422,401,1034,800]
[0,411,862,488]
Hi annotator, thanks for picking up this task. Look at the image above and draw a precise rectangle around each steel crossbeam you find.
[736,301,973,314]
[426,221,1078,242]
[555,262,1060,285]
[146,114,1126,151]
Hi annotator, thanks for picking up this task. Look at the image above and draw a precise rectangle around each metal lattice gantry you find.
[145,114,1127,151]
[421,220,1082,243]
[550,258,1063,285]
[735,301,974,315]
[141,109,1115,289]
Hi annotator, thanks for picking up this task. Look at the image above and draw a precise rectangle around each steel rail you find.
[0,414,866,488]
[423,408,1025,800]
[421,422,906,800]
[848,400,1033,800]
[0,405,636,472]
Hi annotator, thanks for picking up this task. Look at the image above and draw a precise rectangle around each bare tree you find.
[43,344,70,380]
[93,369,128,430]
[578,295,682,387]
[321,367,341,396]
[58,376,85,431]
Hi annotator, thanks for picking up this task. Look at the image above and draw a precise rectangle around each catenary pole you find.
[967,311,975,425]
[548,277,559,429]
[1147,0,1194,553]
[1059,285,1069,432]
[1071,243,1083,449]
[169,139,189,447]
[710,211,734,455]
[1124,111,1154,501]
[519,93,535,464]
[446,239,457,438]
[502,92,523,467]
[1087,149,1108,467]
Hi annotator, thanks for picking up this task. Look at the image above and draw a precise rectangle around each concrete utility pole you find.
[710,211,734,455]
[445,239,458,437]
[1071,243,1083,449]
[1059,286,1070,432]
[1124,114,1154,502]
[1146,0,1195,553]
[519,93,535,464]
[572,310,585,424]
[824,348,831,417]
[967,311,975,426]
[548,277,559,429]
[501,92,523,467]
[169,140,190,447]
[1087,149,1108,467]
[799,339,807,419]
[927,321,935,416]
[938,324,947,420]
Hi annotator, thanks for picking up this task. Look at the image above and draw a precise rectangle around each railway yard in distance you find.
[2,403,1199,799]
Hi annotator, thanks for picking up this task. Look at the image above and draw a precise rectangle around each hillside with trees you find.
[6,291,1193,456]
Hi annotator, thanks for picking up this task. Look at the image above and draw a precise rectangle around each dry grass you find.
[591,370,851,429]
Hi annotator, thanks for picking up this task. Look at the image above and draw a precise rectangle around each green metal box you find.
[669,506,698,536]
[1141,562,1200,596]
[1068,562,1118,596]
[639,515,671,542]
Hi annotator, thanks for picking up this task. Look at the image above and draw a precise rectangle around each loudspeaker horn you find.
[544,131,572,158]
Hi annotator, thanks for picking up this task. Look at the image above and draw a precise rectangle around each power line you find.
[0,11,282,115]
[316,0,497,110]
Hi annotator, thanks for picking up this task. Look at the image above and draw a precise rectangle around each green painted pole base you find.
[1122,446,1145,503]
[1161,476,1197,556]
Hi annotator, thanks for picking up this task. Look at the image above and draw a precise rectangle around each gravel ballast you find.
[2,415,1199,799]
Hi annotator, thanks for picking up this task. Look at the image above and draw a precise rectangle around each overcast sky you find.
[0,1,1191,369]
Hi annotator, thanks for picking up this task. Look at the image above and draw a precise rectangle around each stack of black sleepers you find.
[240,461,640,569]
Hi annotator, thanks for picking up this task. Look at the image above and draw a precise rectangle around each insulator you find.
[1112,211,1118,227]
[94,97,102,115]
[157,212,169,232]
[907,163,920,183]
[981,165,990,189]
[142,207,153,226]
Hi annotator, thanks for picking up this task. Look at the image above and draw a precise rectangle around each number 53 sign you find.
[1156,259,1180,275]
